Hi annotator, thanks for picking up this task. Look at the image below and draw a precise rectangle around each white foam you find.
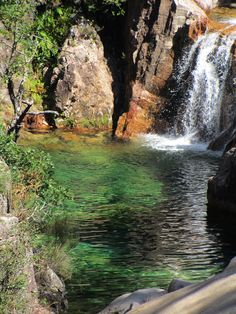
[140,133,208,152]
[225,18,236,25]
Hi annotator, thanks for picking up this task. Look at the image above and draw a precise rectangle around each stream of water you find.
[20,131,236,313]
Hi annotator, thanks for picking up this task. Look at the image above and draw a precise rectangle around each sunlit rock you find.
[51,20,114,130]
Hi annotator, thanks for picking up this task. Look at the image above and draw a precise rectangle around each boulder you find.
[168,279,193,292]
[51,20,114,129]
[99,288,167,314]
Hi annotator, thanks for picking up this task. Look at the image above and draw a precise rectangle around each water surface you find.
[20,131,236,313]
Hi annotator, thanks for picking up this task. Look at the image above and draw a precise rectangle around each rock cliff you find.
[114,0,209,137]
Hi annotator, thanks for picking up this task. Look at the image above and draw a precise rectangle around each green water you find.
[20,130,236,314]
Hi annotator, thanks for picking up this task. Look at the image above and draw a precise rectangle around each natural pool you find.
[20,130,236,314]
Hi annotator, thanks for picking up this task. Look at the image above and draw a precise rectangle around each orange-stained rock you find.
[116,82,161,137]
[189,17,208,40]
[115,0,203,138]
[23,113,50,130]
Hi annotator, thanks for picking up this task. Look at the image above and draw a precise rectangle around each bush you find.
[0,128,68,213]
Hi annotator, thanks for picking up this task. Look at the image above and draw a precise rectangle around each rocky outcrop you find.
[51,20,114,129]
[115,0,208,137]
[100,257,236,314]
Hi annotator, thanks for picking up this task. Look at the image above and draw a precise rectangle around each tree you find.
[0,0,38,141]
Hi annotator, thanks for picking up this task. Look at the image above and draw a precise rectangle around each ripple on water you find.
[19,131,236,314]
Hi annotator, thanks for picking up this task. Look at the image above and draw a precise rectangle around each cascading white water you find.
[175,32,235,141]
[142,31,235,151]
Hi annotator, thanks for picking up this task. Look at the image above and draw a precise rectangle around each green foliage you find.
[0,0,37,77]
[34,6,75,68]
[80,115,110,129]
[24,76,45,107]
[0,128,71,310]
[62,115,77,129]
[0,223,30,313]
[0,127,69,213]
[36,239,73,280]
[84,0,126,16]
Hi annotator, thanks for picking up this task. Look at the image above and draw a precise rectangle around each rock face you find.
[100,257,236,314]
[208,147,236,212]
[51,20,114,129]
[115,0,207,137]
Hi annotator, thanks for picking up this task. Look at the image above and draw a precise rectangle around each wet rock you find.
[99,288,167,314]
[208,147,236,212]
[51,20,114,129]
[168,279,193,292]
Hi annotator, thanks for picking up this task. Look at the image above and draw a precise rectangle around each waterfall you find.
[174,32,235,141]
[142,31,235,151]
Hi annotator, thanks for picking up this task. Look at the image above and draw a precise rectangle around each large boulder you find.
[51,20,114,129]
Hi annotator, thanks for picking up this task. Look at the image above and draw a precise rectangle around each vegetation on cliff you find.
[0,128,71,312]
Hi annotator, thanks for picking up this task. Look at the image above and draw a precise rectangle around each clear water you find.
[20,130,236,314]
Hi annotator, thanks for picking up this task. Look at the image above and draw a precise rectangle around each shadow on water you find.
[20,131,236,313]
[207,207,236,268]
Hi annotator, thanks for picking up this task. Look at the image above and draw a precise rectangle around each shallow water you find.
[20,131,236,313]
